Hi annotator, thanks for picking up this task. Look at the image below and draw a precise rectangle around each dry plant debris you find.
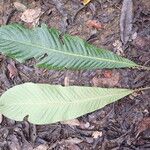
[13,2,27,12]
[86,20,103,30]
[21,7,42,26]
[120,0,133,45]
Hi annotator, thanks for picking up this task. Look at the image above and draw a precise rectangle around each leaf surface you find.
[0,24,138,70]
[0,83,133,124]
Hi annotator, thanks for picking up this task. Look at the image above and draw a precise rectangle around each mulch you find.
[0,0,150,149]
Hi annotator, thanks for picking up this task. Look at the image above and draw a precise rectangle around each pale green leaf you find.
[0,24,138,70]
[0,83,134,124]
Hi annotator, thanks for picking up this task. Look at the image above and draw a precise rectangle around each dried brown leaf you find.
[33,145,48,150]
[92,70,120,87]
[14,2,27,12]
[120,0,133,44]
[113,40,124,56]
[8,135,21,150]
[86,20,102,30]
[62,119,80,126]
[7,62,18,80]
[66,138,83,144]
[21,8,41,24]
[92,131,103,138]
[136,117,150,137]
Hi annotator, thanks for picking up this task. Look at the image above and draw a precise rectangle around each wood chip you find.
[83,122,90,128]
[80,121,91,129]
[120,0,133,45]
[103,70,112,78]
[64,76,70,86]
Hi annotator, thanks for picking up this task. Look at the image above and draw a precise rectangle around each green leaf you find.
[0,24,138,70]
[0,83,134,124]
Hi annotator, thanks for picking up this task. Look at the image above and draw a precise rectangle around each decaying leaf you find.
[92,70,120,87]
[103,70,112,78]
[83,122,90,128]
[83,0,91,5]
[0,4,3,14]
[136,117,150,137]
[86,20,102,29]
[8,135,21,150]
[14,2,27,12]
[7,62,18,80]
[21,8,41,25]
[92,131,103,138]
[62,119,80,126]
[33,144,48,150]
[120,0,133,44]
[113,40,124,56]
[58,138,82,150]
[65,138,83,144]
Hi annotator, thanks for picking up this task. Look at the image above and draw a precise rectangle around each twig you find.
[138,65,150,71]
[134,87,150,92]
[132,65,150,71]
[72,5,86,22]
[5,9,16,25]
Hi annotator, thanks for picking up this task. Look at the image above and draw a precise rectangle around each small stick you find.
[134,87,150,92]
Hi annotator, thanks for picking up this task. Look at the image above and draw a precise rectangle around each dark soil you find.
[0,0,150,149]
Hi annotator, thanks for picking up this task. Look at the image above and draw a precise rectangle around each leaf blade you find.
[0,24,138,70]
[0,83,134,124]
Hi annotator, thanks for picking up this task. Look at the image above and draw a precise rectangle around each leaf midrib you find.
[1,90,133,106]
[1,37,137,66]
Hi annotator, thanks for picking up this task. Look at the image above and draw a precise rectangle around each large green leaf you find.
[0,24,138,69]
[0,83,134,124]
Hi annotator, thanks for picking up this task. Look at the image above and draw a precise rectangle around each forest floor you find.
[0,0,150,149]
